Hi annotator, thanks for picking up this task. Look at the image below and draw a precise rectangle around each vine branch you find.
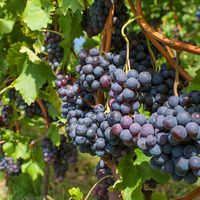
[36,99,50,200]
[177,186,200,200]
[127,0,193,82]
[135,0,200,55]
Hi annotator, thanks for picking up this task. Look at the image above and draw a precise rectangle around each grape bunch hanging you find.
[57,0,200,185]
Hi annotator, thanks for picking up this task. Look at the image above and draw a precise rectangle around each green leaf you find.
[7,42,27,67]
[2,142,14,155]
[134,149,150,165]
[83,38,99,50]
[187,69,200,92]
[22,160,43,180]
[152,192,167,200]
[13,60,54,105]
[58,0,84,15]
[59,10,82,65]
[0,18,15,39]
[46,86,61,115]
[13,142,30,160]
[23,0,52,31]
[20,46,41,63]
[33,33,44,53]
[122,180,144,200]
[48,123,60,146]
[68,187,83,200]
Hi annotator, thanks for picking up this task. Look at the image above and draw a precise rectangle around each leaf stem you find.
[42,29,63,37]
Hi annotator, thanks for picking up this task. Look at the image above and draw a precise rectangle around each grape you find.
[125,77,140,90]
[150,157,161,170]
[129,123,141,136]
[175,157,189,172]
[171,125,187,141]
[108,111,122,125]
[120,129,133,142]
[122,88,135,101]
[127,69,138,78]
[112,124,122,136]
[162,144,172,154]
[154,153,169,165]
[134,114,147,125]
[171,146,183,157]
[100,75,112,89]
[96,138,106,149]
[162,160,174,174]
[184,172,198,184]
[168,96,179,108]
[177,111,191,125]
[138,71,152,85]
[137,138,147,150]
[189,156,200,170]
[156,132,168,145]
[140,124,154,137]
[146,135,157,147]
[120,116,133,129]
[149,144,162,156]
[111,83,122,93]
[185,122,199,138]
[163,116,177,130]
[183,145,197,157]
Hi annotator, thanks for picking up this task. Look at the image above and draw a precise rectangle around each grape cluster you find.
[109,68,152,113]
[41,135,78,182]
[44,32,64,71]
[75,48,118,93]
[42,138,56,164]
[136,92,200,183]
[92,160,114,200]
[0,157,21,175]
[67,104,132,158]
[141,64,177,112]
[110,0,129,51]
[0,101,12,127]
[83,0,112,36]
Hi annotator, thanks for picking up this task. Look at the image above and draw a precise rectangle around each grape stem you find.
[42,29,63,37]
[84,175,113,200]
[173,51,180,96]
[121,16,142,73]
[145,37,158,71]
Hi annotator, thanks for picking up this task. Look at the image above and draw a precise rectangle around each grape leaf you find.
[22,160,43,180]
[13,60,54,105]
[134,149,150,165]
[2,142,14,155]
[187,69,200,92]
[0,18,15,39]
[58,0,84,15]
[48,123,60,146]
[152,192,167,200]
[7,42,26,65]
[13,142,30,160]
[22,0,52,31]
[20,46,41,63]
[68,187,83,200]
